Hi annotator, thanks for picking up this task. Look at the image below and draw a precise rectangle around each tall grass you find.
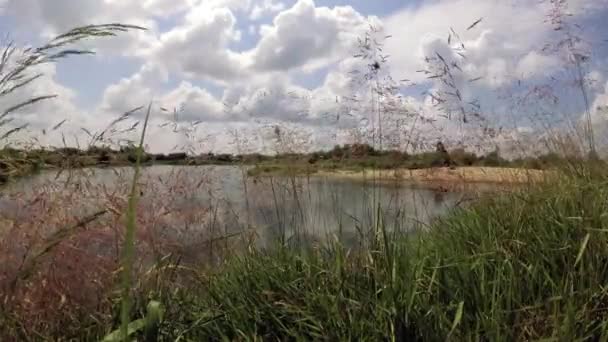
[6,167,608,340]
[119,103,152,341]
[166,171,608,340]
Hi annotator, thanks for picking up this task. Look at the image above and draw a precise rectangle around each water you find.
[0,165,469,252]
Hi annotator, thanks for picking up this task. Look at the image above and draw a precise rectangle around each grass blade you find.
[448,301,464,339]
[575,233,590,267]
[120,102,152,341]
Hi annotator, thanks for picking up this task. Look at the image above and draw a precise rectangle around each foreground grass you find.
[165,174,607,341]
[3,172,608,340]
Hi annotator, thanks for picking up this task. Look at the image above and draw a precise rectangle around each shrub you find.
[450,148,478,166]
[480,148,506,167]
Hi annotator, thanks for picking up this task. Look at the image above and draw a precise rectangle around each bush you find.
[419,151,447,167]
[480,149,506,167]
[350,143,377,158]
[450,148,478,166]
[307,152,320,164]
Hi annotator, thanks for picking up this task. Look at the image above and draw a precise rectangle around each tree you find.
[435,141,452,167]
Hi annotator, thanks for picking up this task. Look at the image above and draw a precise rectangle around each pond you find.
[0,165,479,262]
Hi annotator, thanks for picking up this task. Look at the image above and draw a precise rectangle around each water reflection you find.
[1,165,466,250]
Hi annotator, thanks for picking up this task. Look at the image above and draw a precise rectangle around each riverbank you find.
[0,146,252,184]
[324,165,549,182]
[3,142,566,187]
[250,165,552,190]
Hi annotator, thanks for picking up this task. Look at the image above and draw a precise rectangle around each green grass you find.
[117,103,152,341]
[404,174,608,340]
[79,171,606,341]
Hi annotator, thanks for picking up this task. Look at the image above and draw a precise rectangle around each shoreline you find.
[3,163,551,193]
[251,166,551,191]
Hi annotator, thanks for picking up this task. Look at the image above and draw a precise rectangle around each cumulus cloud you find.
[250,0,285,20]
[384,0,551,83]
[516,51,561,78]
[159,82,228,122]
[251,0,372,72]
[148,5,248,83]
[381,0,606,139]
[589,81,608,152]
[0,62,82,130]
[4,0,168,57]
[0,59,117,150]
[99,62,171,117]
[595,81,608,109]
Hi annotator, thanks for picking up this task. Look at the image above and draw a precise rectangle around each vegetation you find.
[169,173,608,340]
[3,170,608,340]
[2,1,608,340]
[0,146,243,184]
[247,143,575,177]
[1,142,570,185]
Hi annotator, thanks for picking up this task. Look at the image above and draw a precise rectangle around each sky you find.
[0,0,607,155]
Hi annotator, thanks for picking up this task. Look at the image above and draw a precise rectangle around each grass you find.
[154,171,607,341]
[4,169,607,340]
[119,103,152,340]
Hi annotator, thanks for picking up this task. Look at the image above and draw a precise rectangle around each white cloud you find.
[250,0,285,20]
[250,0,372,72]
[516,51,560,78]
[4,0,167,58]
[0,62,81,129]
[100,64,165,115]
[591,81,608,123]
[0,59,117,149]
[159,82,228,122]
[7,0,189,34]
[384,0,551,83]
[380,0,607,141]
[147,6,248,83]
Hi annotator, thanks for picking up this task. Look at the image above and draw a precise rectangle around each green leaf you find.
[145,300,165,328]
[102,301,164,342]
[102,319,146,342]
[448,301,464,339]
[575,233,591,267]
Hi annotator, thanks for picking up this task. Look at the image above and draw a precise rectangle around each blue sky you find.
[0,0,607,154]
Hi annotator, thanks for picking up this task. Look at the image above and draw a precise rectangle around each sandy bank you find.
[314,167,549,184]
